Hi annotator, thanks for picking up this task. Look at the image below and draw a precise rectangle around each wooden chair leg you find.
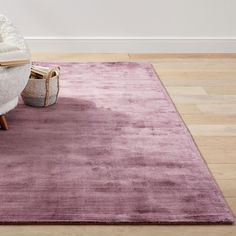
[0,115,9,130]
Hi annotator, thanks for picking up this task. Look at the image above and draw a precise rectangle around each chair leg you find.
[0,115,8,130]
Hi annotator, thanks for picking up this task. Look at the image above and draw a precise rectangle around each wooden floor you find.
[1,53,235,236]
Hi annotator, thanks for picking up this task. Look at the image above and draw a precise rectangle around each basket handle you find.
[44,67,60,106]
[47,67,60,79]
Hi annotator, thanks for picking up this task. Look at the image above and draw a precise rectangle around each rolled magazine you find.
[31,65,60,79]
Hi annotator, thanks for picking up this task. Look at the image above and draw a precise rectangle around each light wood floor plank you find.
[182,115,236,125]
[0,224,236,236]
[166,86,207,95]
[217,180,236,197]
[204,86,236,95]
[193,137,236,148]
[153,63,236,73]
[193,137,236,163]
[174,104,201,114]
[209,164,236,180]
[226,198,236,217]
[189,125,236,136]
[199,147,236,164]
[162,79,236,87]
[172,95,236,104]
[197,104,236,115]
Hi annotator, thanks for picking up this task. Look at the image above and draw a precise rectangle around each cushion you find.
[0,42,19,53]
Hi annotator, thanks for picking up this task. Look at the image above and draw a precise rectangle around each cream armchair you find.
[0,15,31,130]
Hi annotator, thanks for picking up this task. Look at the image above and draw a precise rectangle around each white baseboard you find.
[26,37,236,53]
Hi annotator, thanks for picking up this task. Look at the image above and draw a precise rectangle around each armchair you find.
[0,15,31,130]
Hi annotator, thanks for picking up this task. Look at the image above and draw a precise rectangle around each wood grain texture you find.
[1,53,234,235]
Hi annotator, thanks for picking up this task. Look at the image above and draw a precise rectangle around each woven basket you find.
[21,70,60,107]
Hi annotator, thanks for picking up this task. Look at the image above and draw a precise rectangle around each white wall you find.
[1,0,236,52]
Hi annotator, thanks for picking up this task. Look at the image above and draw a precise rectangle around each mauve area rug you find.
[0,62,234,224]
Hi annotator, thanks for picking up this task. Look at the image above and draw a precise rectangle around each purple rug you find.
[0,62,234,224]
